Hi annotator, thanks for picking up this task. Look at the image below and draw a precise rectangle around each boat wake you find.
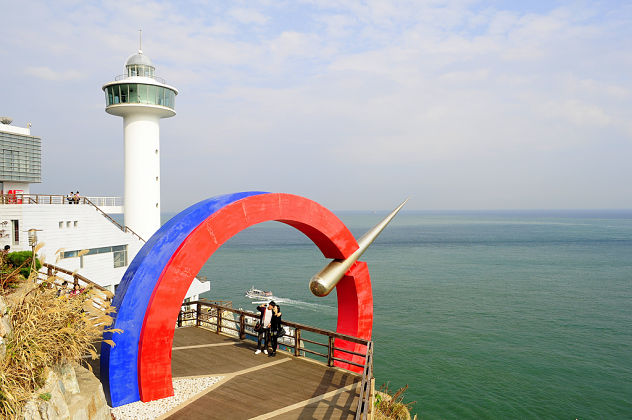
[251,296,334,311]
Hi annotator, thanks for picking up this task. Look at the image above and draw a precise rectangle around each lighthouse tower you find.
[102,46,177,240]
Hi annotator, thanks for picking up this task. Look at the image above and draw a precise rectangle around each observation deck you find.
[85,300,375,419]
[102,50,178,118]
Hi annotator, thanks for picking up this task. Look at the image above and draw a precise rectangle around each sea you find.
[160,210,632,419]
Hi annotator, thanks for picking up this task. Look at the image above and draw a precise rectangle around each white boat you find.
[245,286,273,299]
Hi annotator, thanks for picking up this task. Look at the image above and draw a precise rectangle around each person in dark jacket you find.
[255,301,275,354]
[269,304,283,356]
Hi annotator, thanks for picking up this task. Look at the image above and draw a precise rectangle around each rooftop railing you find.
[0,194,143,242]
[0,193,121,207]
[114,74,167,84]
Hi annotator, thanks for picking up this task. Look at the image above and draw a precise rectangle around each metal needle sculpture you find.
[101,192,405,407]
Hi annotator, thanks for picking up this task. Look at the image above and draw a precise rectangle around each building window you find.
[59,221,63,229]
[66,221,71,228]
[80,255,84,269]
[74,221,78,228]
[60,244,128,268]
[113,245,127,268]
[11,220,18,244]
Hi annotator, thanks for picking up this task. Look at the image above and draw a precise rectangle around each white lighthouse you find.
[102,47,178,240]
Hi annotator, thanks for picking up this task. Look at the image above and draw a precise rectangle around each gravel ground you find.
[111,376,224,419]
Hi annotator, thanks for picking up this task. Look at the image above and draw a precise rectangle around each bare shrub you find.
[374,383,416,420]
[0,275,116,418]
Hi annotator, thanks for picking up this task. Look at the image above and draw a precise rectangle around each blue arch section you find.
[100,191,269,407]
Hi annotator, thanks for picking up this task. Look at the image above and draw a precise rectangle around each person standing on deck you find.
[255,301,275,354]
[269,304,282,357]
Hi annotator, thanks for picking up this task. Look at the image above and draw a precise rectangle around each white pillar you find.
[123,113,161,240]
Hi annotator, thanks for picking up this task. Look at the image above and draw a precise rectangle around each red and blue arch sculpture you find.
[101,192,373,407]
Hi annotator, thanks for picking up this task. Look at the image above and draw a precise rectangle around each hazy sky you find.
[1,1,631,211]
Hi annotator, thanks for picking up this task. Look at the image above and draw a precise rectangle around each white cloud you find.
[542,100,612,127]
[24,66,83,81]
[228,7,269,25]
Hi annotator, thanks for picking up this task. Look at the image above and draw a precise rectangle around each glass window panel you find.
[121,84,128,103]
[97,246,111,254]
[147,85,157,105]
[128,84,138,103]
[141,85,149,104]
[113,85,120,104]
[156,87,163,105]
[113,249,127,268]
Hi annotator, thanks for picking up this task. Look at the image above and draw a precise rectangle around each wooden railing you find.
[355,341,374,420]
[36,263,114,323]
[179,300,374,417]
[179,300,372,369]
[40,262,110,295]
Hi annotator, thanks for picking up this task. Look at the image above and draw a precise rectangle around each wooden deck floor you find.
[96,327,363,419]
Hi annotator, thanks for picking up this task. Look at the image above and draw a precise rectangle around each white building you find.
[0,117,40,195]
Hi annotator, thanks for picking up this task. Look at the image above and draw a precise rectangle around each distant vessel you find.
[245,286,273,299]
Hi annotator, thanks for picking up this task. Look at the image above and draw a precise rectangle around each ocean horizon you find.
[152,209,632,418]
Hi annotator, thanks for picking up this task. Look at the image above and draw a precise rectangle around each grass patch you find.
[375,383,416,420]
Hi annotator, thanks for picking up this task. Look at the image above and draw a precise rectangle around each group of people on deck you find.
[66,191,81,204]
[255,301,283,356]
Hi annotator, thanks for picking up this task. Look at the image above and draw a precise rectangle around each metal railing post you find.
[177,309,183,328]
[328,335,334,366]
[294,328,301,357]
[216,307,222,334]
[239,314,245,340]
[196,302,202,326]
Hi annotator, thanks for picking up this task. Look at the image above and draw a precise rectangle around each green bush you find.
[5,251,41,278]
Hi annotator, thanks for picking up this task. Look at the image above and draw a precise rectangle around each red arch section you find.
[137,193,373,402]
